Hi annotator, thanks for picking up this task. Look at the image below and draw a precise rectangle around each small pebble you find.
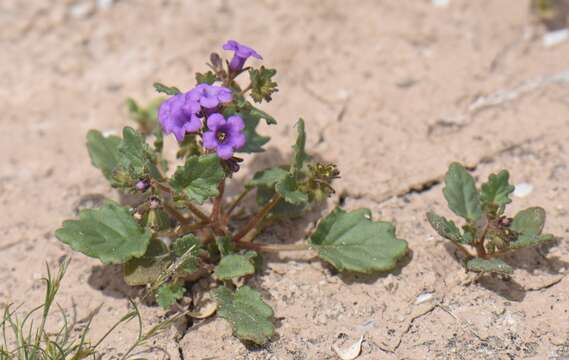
[513,183,533,198]
[543,28,569,47]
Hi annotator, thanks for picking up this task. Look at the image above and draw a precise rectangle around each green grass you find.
[0,258,183,360]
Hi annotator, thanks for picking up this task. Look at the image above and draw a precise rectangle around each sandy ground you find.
[2,0,569,359]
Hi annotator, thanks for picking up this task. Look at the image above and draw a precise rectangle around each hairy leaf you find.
[275,175,309,205]
[256,186,308,219]
[426,212,464,244]
[250,106,277,125]
[55,201,152,265]
[239,111,270,153]
[86,130,121,180]
[480,170,515,212]
[510,233,555,249]
[466,257,513,274]
[195,71,217,85]
[156,284,185,309]
[249,66,278,103]
[118,127,162,180]
[246,167,288,189]
[153,82,181,95]
[309,208,408,273]
[124,238,169,286]
[213,286,274,345]
[443,163,481,222]
[511,207,546,236]
[291,119,308,176]
[170,154,225,204]
[214,254,255,280]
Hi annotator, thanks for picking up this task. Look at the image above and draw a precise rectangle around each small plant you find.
[0,258,180,359]
[427,162,556,275]
[55,40,409,344]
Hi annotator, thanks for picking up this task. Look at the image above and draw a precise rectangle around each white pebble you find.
[513,183,533,198]
[543,28,569,48]
[415,291,434,304]
[432,0,450,8]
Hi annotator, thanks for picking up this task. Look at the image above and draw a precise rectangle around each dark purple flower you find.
[188,84,232,110]
[158,92,202,142]
[203,113,246,160]
[223,40,262,72]
[135,179,149,192]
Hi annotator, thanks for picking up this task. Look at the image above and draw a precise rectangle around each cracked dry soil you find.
[2,1,569,359]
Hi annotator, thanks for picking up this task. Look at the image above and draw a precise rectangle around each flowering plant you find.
[427,163,556,275]
[55,41,408,344]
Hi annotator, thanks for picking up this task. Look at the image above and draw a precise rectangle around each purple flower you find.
[158,92,202,142]
[188,84,232,110]
[135,179,149,192]
[203,113,246,159]
[223,40,262,72]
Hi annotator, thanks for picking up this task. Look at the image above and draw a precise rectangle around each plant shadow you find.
[87,264,143,299]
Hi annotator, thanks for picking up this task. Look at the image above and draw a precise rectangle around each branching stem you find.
[233,193,281,242]
[237,241,310,253]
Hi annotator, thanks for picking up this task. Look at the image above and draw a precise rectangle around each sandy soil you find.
[2,0,569,359]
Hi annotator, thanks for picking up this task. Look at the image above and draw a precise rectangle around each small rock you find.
[69,0,96,19]
[432,0,450,8]
[415,291,434,304]
[332,335,363,360]
[513,183,533,198]
[543,28,569,47]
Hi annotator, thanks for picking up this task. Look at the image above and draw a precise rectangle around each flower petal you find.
[217,144,234,160]
[202,131,217,150]
[231,133,246,149]
[227,115,245,131]
[206,113,225,130]
[184,115,202,133]
[200,95,219,109]
[222,40,238,51]
[217,88,233,103]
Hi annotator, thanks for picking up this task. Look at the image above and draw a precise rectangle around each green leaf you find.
[153,82,181,95]
[173,234,201,274]
[213,286,274,345]
[173,234,201,257]
[216,236,235,257]
[443,163,481,222]
[426,212,464,244]
[291,119,307,176]
[118,127,162,180]
[55,201,152,265]
[275,175,309,205]
[196,71,217,85]
[86,130,121,180]
[249,66,278,103]
[511,207,546,237]
[170,154,225,204]
[480,170,515,212]
[466,257,513,274]
[156,284,185,309]
[250,106,277,125]
[510,233,555,249]
[309,208,408,273]
[246,167,288,189]
[124,239,170,286]
[214,254,255,280]
[239,111,270,153]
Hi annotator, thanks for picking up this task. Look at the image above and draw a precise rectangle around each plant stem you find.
[211,180,225,223]
[233,193,281,242]
[225,187,252,219]
[239,83,252,96]
[163,203,190,225]
[185,201,210,223]
[476,222,489,258]
[237,241,310,253]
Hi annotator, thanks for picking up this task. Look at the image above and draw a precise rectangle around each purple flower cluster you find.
[159,84,233,142]
[223,40,262,72]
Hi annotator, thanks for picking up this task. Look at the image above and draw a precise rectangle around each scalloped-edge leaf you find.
[55,201,152,265]
[426,211,465,244]
[156,284,185,309]
[275,174,309,205]
[480,170,515,211]
[170,154,225,204]
[153,82,181,95]
[466,257,513,274]
[291,119,307,176]
[213,286,274,345]
[443,163,481,222]
[214,254,255,280]
[309,208,408,273]
[511,207,546,237]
